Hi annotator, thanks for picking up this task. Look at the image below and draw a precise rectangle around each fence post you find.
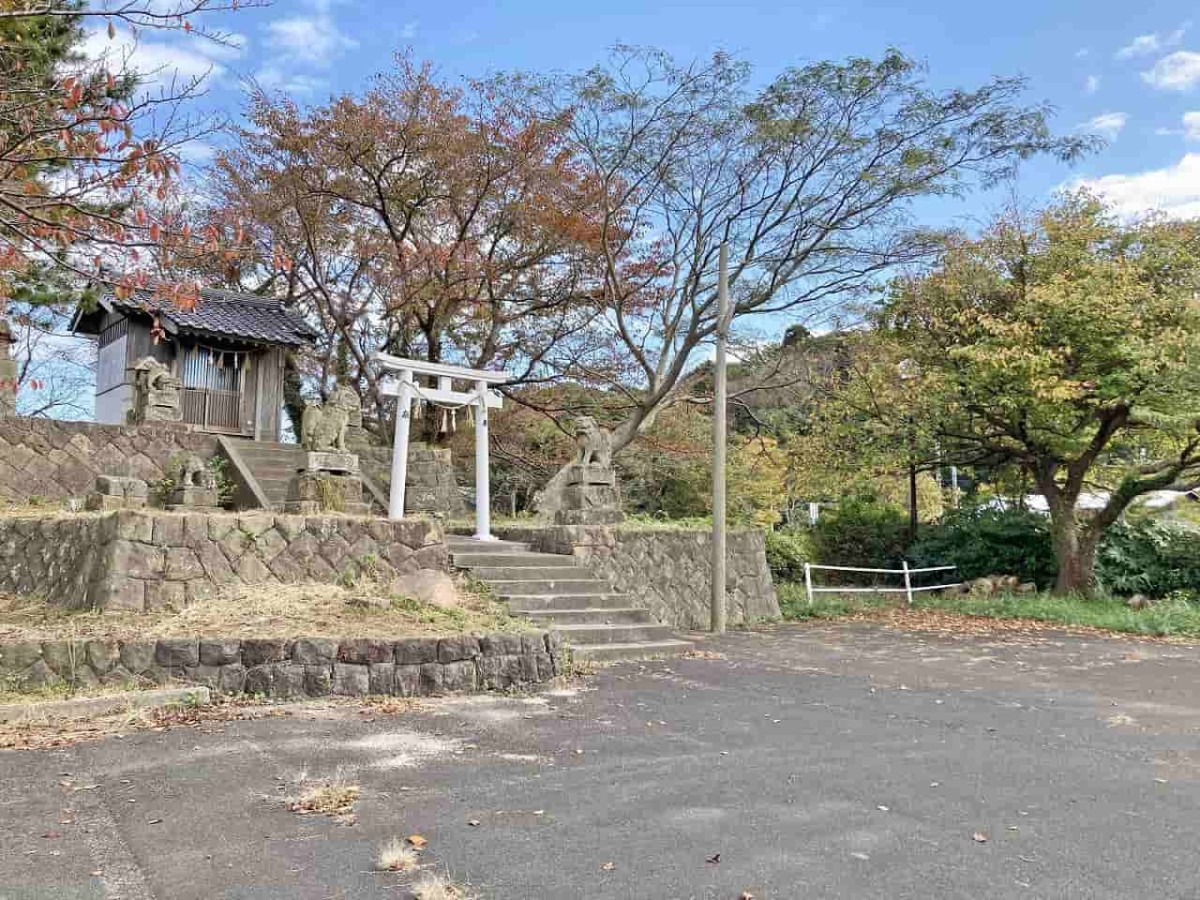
[804,562,814,606]
[902,560,913,606]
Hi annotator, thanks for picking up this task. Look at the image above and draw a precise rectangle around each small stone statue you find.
[131,356,182,423]
[300,385,360,452]
[573,415,613,467]
[166,454,220,509]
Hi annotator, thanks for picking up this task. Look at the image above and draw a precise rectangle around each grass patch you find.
[376,837,422,873]
[0,575,532,643]
[777,582,1200,638]
[288,772,360,823]
[412,873,469,900]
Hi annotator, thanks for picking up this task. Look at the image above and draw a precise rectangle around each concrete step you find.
[506,594,633,611]
[466,565,585,582]
[521,608,654,625]
[487,579,608,596]
[452,552,573,568]
[552,623,675,645]
[570,640,694,663]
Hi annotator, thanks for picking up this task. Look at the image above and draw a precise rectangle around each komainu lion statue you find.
[301,385,360,452]
[179,454,215,489]
[574,415,613,467]
[132,356,179,391]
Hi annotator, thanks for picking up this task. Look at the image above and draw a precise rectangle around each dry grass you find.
[0,576,530,643]
[411,873,469,900]
[376,837,421,873]
[288,771,361,824]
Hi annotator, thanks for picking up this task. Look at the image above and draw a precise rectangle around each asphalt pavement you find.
[2,621,1199,899]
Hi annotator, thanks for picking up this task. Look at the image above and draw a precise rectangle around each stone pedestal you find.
[286,472,369,515]
[303,451,359,475]
[553,463,624,526]
[166,484,220,510]
[86,475,148,511]
[287,450,368,515]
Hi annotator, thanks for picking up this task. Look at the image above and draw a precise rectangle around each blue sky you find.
[95,0,1200,222]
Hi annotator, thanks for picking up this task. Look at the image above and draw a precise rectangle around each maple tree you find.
[0,0,255,342]
[873,192,1200,594]
[205,56,607,433]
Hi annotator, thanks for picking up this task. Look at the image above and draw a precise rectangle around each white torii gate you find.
[374,353,508,541]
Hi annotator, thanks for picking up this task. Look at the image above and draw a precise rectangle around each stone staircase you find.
[220,438,388,513]
[449,536,692,663]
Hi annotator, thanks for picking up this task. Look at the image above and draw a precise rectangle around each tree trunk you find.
[1049,513,1099,596]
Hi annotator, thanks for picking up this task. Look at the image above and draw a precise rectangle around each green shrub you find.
[811,492,910,569]
[909,504,1058,588]
[1097,520,1200,597]
[764,528,814,584]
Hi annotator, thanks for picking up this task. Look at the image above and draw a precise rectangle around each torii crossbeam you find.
[375,353,508,541]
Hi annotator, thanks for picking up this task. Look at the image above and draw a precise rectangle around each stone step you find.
[552,623,675,645]
[506,593,633,611]
[447,538,532,552]
[466,565,587,582]
[487,579,608,596]
[569,640,694,663]
[452,552,572,568]
[521,608,654,625]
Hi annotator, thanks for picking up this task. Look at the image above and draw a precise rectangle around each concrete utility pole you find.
[711,242,730,634]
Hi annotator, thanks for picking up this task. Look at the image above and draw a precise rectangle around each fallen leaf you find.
[972,832,989,843]
[468,820,480,827]
[739,893,756,900]
[877,805,890,812]
[600,861,615,871]
[705,853,721,864]
[850,852,870,861]
[406,835,428,849]
[41,831,61,839]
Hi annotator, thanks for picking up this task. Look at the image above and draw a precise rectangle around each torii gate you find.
[374,353,508,541]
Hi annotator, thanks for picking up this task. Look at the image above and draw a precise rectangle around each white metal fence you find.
[803,562,960,606]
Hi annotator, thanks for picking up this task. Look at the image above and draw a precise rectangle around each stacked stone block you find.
[0,418,217,504]
[499,525,780,630]
[0,631,562,698]
[0,510,447,612]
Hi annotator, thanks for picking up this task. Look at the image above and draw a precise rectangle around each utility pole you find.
[711,242,729,634]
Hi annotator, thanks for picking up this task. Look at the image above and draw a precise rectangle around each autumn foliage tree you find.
[0,0,254,334]
[206,56,608,432]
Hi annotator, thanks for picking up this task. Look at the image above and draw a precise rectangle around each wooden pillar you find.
[388,369,414,520]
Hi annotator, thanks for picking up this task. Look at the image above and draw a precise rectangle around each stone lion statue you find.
[300,385,360,452]
[179,454,215,489]
[132,356,179,392]
[574,415,613,467]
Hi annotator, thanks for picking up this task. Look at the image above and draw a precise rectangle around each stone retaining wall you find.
[0,417,218,504]
[0,510,447,612]
[499,525,780,629]
[0,631,561,699]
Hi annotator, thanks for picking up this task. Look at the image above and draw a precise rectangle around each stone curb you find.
[0,685,211,724]
[0,631,562,701]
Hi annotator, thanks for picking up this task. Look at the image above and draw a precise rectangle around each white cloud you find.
[178,141,217,163]
[266,8,357,67]
[1085,74,1101,94]
[1184,111,1200,141]
[1075,47,1090,59]
[254,64,326,95]
[1081,111,1128,140]
[1141,51,1200,90]
[1117,34,1162,59]
[1116,24,1189,59]
[402,20,418,39]
[1072,153,1200,219]
[81,25,228,89]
